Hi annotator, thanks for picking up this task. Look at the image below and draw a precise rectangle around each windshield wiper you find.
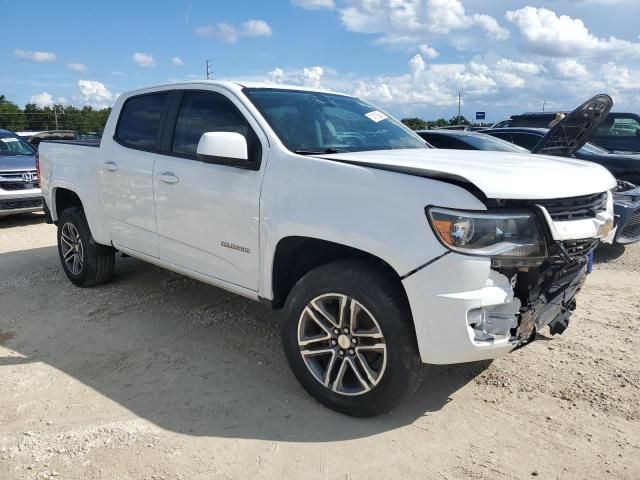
[294,148,346,155]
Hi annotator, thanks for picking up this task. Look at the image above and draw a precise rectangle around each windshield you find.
[579,142,609,155]
[0,132,36,155]
[461,134,529,152]
[244,88,427,154]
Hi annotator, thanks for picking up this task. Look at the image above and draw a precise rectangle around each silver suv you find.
[0,129,42,217]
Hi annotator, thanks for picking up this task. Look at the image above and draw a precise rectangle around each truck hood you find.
[319,149,617,200]
[0,154,36,172]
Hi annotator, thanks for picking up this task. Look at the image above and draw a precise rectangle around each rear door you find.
[99,92,168,257]
[591,113,640,152]
[152,89,267,290]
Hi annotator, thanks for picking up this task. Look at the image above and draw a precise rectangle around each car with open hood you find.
[489,110,640,154]
[38,82,617,416]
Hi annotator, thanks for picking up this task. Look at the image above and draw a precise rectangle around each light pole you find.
[206,60,213,80]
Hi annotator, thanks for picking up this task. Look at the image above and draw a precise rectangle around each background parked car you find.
[481,127,640,185]
[417,129,640,246]
[0,129,42,217]
[489,112,640,153]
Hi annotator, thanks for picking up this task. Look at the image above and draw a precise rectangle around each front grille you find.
[0,198,42,211]
[0,170,38,191]
[618,210,640,244]
[536,192,607,221]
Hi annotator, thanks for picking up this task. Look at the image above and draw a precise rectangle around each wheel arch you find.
[52,186,84,221]
[268,236,410,311]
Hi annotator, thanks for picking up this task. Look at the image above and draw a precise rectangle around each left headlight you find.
[427,207,547,265]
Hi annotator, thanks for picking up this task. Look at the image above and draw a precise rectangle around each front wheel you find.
[281,260,423,417]
[57,207,115,287]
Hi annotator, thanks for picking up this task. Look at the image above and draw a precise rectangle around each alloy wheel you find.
[60,222,84,275]
[297,293,387,396]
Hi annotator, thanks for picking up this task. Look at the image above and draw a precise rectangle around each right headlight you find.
[427,207,547,266]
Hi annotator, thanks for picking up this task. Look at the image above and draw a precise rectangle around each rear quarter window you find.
[115,93,168,149]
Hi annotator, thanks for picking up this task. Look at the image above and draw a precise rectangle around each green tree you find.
[449,115,470,126]
[401,117,428,130]
[0,95,27,131]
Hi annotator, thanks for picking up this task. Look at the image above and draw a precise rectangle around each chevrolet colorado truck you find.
[39,81,617,416]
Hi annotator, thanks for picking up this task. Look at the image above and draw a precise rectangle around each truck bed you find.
[40,139,101,148]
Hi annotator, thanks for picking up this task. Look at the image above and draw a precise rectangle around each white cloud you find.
[171,56,185,66]
[471,13,510,41]
[253,52,640,117]
[409,54,427,80]
[303,66,324,88]
[133,52,156,67]
[506,7,640,58]
[552,59,588,80]
[338,0,509,44]
[78,80,115,109]
[495,59,543,76]
[291,0,335,9]
[268,67,285,83]
[30,92,54,107]
[601,62,640,90]
[268,66,326,88]
[67,63,88,74]
[195,19,272,43]
[418,44,439,59]
[15,49,56,63]
[242,19,273,37]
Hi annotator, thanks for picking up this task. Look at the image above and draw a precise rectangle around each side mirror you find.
[196,132,248,162]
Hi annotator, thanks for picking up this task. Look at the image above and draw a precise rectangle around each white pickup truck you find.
[39,81,617,416]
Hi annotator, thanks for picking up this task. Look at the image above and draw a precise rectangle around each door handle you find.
[159,172,179,184]
[103,161,118,172]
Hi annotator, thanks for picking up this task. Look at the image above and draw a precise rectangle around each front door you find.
[152,90,266,290]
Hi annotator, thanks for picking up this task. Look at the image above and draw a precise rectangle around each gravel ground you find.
[1,212,639,480]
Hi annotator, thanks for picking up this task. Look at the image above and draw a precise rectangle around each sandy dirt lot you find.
[1,213,639,480]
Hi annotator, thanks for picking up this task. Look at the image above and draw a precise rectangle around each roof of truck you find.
[122,80,345,97]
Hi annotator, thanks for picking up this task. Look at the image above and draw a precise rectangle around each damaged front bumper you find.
[403,192,614,365]
[402,252,590,365]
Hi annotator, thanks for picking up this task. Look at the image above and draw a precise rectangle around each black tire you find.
[57,207,115,287]
[281,259,423,417]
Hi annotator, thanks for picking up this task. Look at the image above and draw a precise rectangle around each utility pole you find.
[206,60,212,80]
[542,100,547,112]
[53,105,64,130]
[457,91,462,124]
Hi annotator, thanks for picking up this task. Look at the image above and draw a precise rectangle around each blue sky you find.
[2,0,640,121]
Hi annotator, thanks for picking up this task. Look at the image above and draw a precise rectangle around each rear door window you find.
[115,93,168,150]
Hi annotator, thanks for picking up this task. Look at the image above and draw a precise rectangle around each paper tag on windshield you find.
[365,110,388,123]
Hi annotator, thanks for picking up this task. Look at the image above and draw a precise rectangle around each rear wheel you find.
[57,207,115,287]
[281,260,423,417]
